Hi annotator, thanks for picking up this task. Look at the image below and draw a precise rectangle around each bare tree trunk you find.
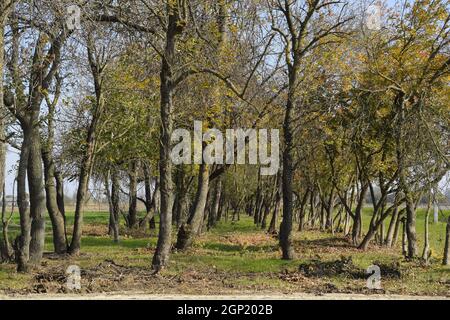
[405,196,418,258]
[68,126,96,255]
[176,163,209,250]
[149,182,159,231]
[396,92,417,259]
[298,189,310,231]
[385,206,399,247]
[0,3,12,262]
[152,5,183,270]
[208,179,221,229]
[27,124,46,265]
[16,127,31,272]
[54,171,68,244]
[422,197,432,262]
[41,87,67,253]
[1,182,13,261]
[69,36,106,255]
[402,218,407,257]
[105,169,120,242]
[10,8,67,268]
[127,161,138,228]
[42,148,66,254]
[280,93,295,260]
[392,210,403,246]
[173,166,187,228]
[325,190,335,231]
[358,204,395,251]
[352,184,368,246]
[443,216,450,266]
[268,191,280,235]
[139,164,157,229]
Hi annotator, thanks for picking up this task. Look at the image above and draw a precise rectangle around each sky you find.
[5,146,18,195]
[3,0,447,197]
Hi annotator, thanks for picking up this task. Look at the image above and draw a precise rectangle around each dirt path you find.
[1,293,448,300]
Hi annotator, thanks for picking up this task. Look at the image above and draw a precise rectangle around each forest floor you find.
[0,208,449,298]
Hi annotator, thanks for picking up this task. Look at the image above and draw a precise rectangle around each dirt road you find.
[1,293,448,300]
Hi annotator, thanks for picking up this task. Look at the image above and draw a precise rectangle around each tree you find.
[4,1,71,270]
[0,0,14,262]
[69,29,115,255]
[42,74,67,254]
[269,0,352,259]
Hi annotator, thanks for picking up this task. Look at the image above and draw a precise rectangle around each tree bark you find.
[352,183,368,246]
[385,206,399,247]
[208,179,222,229]
[106,169,120,243]
[176,163,209,250]
[152,4,183,269]
[173,166,187,228]
[422,197,432,262]
[69,39,105,255]
[41,88,67,253]
[127,161,138,228]
[0,0,12,262]
[404,196,418,258]
[443,216,450,266]
[280,82,296,260]
[268,189,281,235]
[42,147,66,254]
[16,127,31,272]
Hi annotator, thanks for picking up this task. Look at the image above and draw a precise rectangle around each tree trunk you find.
[352,184,368,246]
[152,6,182,269]
[402,218,407,257]
[149,182,159,231]
[15,127,31,272]
[27,125,46,265]
[280,94,295,260]
[106,169,120,243]
[442,216,450,266]
[298,189,310,231]
[385,206,398,247]
[41,73,66,254]
[325,190,335,231]
[268,191,280,234]
[68,135,96,255]
[0,5,12,262]
[176,163,209,250]
[69,38,105,255]
[42,149,66,254]
[139,164,157,229]
[127,161,138,228]
[405,196,418,258]
[208,179,222,229]
[395,92,417,259]
[392,210,403,247]
[173,166,187,228]
[358,206,392,251]
[422,197,432,262]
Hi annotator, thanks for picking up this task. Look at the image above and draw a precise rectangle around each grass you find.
[0,207,449,295]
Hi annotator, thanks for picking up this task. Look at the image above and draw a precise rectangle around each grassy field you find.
[0,208,449,296]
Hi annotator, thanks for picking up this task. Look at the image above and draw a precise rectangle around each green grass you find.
[0,207,449,295]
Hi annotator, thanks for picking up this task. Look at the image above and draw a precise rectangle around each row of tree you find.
[0,0,449,272]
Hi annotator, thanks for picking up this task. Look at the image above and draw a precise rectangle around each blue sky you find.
[3,0,447,197]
